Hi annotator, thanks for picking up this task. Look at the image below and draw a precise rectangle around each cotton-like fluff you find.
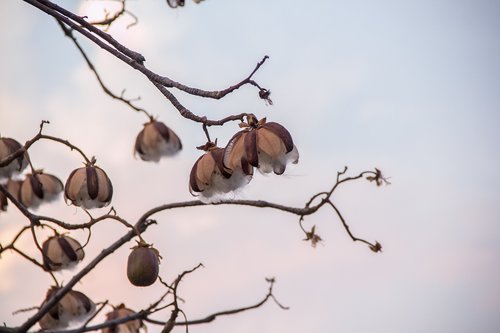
[134,120,182,162]
[38,287,96,330]
[101,304,144,333]
[42,234,85,271]
[19,172,63,209]
[65,164,113,209]
[0,137,29,179]
[189,147,252,203]
[224,117,299,175]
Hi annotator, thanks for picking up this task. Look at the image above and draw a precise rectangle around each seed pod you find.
[134,120,182,162]
[42,234,85,271]
[224,117,299,175]
[65,164,113,209]
[102,304,144,333]
[19,171,63,209]
[189,147,251,203]
[39,287,95,330]
[127,243,160,287]
[0,137,29,179]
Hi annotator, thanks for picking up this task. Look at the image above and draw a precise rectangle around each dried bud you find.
[134,120,182,162]
[127,243,160,287]
[39,287,95,330]
[0,137,29,179]
[369,241,383,253]
[102,304,144,333]
[224,118,299,175]
[166,0,185,8]
[189,147,252,203]
[65,164,113,209]
[303,225,322,248]
[19,171,63,209]
[42,234,85,271]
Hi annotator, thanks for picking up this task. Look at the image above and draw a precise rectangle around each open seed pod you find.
[19,171,63,209]
[38,287,95,330]
[6,178,22,202]
[134,119,182,162]
[42,234,85,271]
[224,116,299,175]
[0,137,29,179]
[127,242,160,287]
[65,162,113,209]
[189,146,252,203]
[102,304,144,333]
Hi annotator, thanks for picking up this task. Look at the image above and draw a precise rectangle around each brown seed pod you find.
[65,164,113,209]
[101,304,144,333]
[134,120,182,162]
[0,137,29,179]
[42,234,85,271]
[38,287,95,330]
[6,178,22,202]
[189,147,251,202]
[127,243,160,287]
[19,171,63,209]
[224,117,299,175]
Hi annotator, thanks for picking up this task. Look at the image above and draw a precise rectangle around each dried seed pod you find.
[134,120,182,162]
[102,304,144,333]
[42,234,85,271]
[65,163,113,209]
[224,117,299,175]
[189,147,252,203]
[0,137,29,179]
[19,171,63,209]
[127,243,160,287]
[39,287,95,330]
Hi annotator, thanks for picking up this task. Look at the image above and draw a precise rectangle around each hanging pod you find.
[189,146,252,203]
[127,242,160,287]
[101,304,144,333]
[38,287,95,330]
[224,117,299,175]
[42,234,85,271]
[65,163,113,209]
[19,171,63,209]
[134,119,182,162]
[0,137,29,179]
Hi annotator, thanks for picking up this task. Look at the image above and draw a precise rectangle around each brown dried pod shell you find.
[65,164,113,209]
[42,234,85,271]
[224,119,299,175]
[20,171,64,209]
[134,120,182,162]
[127,243,160,287]
[0,137,29,179]
[101,304,144,333]
[39,287,95,330]
[6,178,22,202]
[0,191,7,212]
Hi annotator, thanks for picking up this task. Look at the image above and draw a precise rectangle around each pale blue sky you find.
[1,1,500,332]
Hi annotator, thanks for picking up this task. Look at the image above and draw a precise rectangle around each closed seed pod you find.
[42,234,85,271]
[65,163,113,209]
[189,147,251,203]
[0,137,29,179]
[127,243,160,287]
[102,304,144,333]
[20,171,63,209]
[39,287,95,330]
[224,117,299,175]
[134,120,182,162]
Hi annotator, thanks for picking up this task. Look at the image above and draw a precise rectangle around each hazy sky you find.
[1,1,500,332]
